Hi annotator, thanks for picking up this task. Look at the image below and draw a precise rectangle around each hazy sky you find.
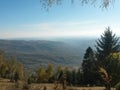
[0,0,120,39]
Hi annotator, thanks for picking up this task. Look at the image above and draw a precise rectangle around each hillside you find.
[0,39,95,69]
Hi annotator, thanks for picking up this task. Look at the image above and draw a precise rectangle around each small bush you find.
[115,82,120,90]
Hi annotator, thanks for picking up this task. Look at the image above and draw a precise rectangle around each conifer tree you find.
[82,47,98,86]
[96,27,120,65]
[84,47,94,60]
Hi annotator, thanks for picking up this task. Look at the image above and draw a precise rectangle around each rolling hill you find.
[0,39,95,69]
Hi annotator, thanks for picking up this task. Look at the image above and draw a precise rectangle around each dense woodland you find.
[0,27,120,90]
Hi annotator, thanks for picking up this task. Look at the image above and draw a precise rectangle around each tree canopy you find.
[40,0,115,9]
[105,53,120,86]
[96,27,120,65]
[95,28,120,87]
[82,47,99,86]
[0,51,24,82]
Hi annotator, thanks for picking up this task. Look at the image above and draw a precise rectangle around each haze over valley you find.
[0,38,96,69]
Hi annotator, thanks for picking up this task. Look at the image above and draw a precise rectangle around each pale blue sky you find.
[0,0,120,39]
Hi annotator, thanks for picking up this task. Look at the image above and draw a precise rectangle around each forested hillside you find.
[0,40,93,69]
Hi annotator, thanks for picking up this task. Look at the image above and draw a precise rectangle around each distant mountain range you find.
[0,39,96,69]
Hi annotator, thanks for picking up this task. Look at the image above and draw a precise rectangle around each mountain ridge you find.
[0,39,95,69]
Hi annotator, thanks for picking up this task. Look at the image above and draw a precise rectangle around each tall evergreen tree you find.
[82,47,98,86]
[96,27,120,65]
[84,47,94,60]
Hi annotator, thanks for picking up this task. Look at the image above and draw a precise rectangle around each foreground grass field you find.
[0,79,116,90]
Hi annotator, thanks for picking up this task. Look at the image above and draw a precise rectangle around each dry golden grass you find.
[0,80,116,90]
[67,86,116,90]
[0,82,15,90]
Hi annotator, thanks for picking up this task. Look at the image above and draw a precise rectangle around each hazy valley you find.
[0,39,95,69]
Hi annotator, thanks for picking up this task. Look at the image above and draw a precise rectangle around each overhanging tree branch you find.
[39,0,115,9]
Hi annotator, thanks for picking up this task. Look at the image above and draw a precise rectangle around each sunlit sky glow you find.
[0,0,120,39]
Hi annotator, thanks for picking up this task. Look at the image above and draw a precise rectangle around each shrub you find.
[115,82,120,90]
